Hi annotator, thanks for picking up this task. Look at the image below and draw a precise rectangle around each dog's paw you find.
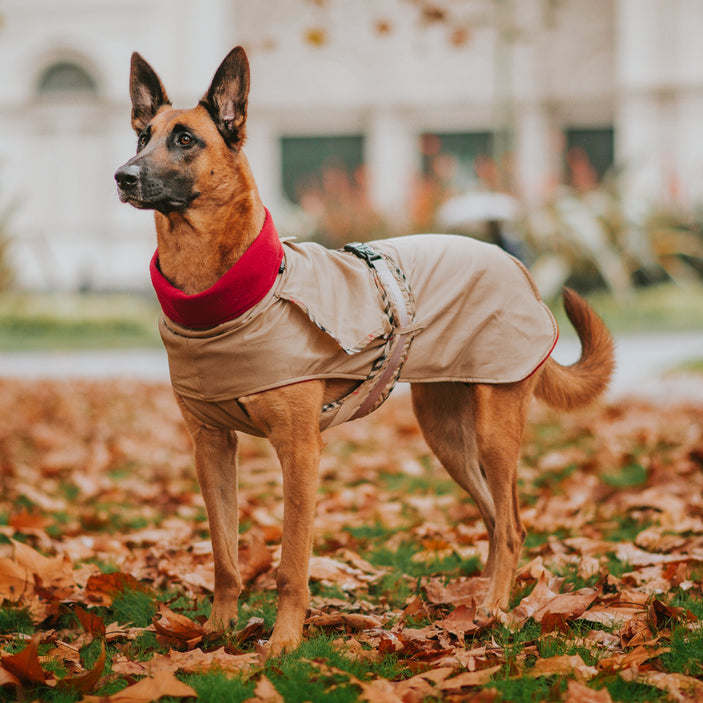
[474,605,497,625]
[204,610,237,633]
[263,628,302,659]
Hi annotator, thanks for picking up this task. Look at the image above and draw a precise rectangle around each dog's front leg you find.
[177,398,241,631]
[240,381,325,657]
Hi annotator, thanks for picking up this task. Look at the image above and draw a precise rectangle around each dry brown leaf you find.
[564,679,614,703]
[424,576,489,606]
[80,669,196,702]
[152,604,206,649]
[165,646,258,673]
[308,556,372,591]
[244,676,284,703]
[74,606,106,636]
[0,557,32,600]
[509,573,598,626]
[85,572,150,606]
[530,653,598,682]
[358,677,405,703]
[637,671,703,702]
[239,537,274,585]
[0,634,49,685]
[438,665,502,690]
[305,613,383,632]
[57,639,105,693]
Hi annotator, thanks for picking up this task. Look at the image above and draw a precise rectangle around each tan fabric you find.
[160,234,558,435]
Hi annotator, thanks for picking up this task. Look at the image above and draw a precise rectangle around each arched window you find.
[36,61,98,97]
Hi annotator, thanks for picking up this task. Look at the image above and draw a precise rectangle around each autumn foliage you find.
[0,378,702,701]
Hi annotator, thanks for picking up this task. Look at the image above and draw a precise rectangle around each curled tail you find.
[535,288,615,410]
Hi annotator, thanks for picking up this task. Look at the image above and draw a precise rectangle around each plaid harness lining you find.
[321,242,417,428]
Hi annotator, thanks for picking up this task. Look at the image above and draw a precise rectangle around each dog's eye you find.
[177,133,193,146]
[137,132,149,150]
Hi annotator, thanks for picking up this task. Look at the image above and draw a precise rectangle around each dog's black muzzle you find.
[114,159,195,212]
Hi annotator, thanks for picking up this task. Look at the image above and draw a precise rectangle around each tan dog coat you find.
[159,234,558,436]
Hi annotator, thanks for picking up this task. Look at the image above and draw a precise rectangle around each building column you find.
[515,100,556,205]
[365,109,419,227]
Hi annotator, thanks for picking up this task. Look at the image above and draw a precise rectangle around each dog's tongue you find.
[150,209,284,329]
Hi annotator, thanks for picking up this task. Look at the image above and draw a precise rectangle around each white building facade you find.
[0,0,701,290]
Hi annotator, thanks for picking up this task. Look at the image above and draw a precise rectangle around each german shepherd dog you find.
[115,47,615,656]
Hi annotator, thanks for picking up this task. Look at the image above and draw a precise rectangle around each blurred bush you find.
[518,176,703,300]
[0,205,14,291]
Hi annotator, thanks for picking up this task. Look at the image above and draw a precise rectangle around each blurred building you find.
[0,0,701,289]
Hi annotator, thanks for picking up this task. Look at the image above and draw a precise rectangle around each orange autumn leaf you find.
[530,654,598,683]
[58,640,106,693]
[245,676,284,703]
[152,604,206,649]
[564,679,614,703]
[438,665,502,691]
[74,606,107,636]
[80,669,196,703]
[0,635,48,685]
[85,572,151,605]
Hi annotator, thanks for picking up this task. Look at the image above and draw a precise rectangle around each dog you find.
[115,46,615,656]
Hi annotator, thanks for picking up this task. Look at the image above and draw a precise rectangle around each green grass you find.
[660,625,703,678]
[553,282,703,335]
[600,463,648,489]
[1,281,701,353]
[181,671,256,703]
[0,604,35,635]
[111,587,158,627]
[0,292,161,350]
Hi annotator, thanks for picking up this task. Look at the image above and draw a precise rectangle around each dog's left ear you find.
[201,46,250,147]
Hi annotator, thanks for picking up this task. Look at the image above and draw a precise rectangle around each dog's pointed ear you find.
[201,46,250,147]
[129,52,171,133]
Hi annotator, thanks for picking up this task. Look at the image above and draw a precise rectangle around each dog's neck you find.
[154,153,265,295]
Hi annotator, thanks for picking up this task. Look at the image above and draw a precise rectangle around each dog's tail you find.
[535,288,615,410]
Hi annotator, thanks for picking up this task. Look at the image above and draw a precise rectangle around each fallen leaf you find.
[564,679,613,702]
[438,665,502,690]
[152,604,206,649]
[0,634,48,685]
[530,654,598,682]
[358,677,404,703]
[239,537,273,585]
[424,576,489,606]
[165,646,258,673]
[305,613,383,632]
[80,669,196,702]
[637,671,703,701]
[244,675,284,703]
[58,639,105,693]
[74,606,106,636]
[0,667,20,689]
[85,572,150,605]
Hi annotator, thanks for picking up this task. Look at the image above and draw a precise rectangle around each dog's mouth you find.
[117,189,191,213]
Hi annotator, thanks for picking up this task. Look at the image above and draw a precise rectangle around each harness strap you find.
[326,242,416,428]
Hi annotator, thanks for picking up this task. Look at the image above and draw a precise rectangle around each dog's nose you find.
[114,163,140,190]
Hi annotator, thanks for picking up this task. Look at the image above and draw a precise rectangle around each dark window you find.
[420,131,493,187]
[565,127,614,182]
[281,135,364,204]
[37,61,97,96]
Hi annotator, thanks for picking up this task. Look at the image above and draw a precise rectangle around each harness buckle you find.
[343,242,382,263]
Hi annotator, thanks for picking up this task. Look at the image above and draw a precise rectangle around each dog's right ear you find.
[129,52,171,133]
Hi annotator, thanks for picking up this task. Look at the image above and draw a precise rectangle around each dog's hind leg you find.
[470,380,535,613]
[410,382,498,578]
[177,398,242,632]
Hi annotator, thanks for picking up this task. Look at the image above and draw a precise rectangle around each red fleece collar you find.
[150,209,284,329]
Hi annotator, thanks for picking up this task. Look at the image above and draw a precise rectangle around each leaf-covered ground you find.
[0,378,702,702]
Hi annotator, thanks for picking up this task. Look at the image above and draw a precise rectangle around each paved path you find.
[0,332,701,400]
